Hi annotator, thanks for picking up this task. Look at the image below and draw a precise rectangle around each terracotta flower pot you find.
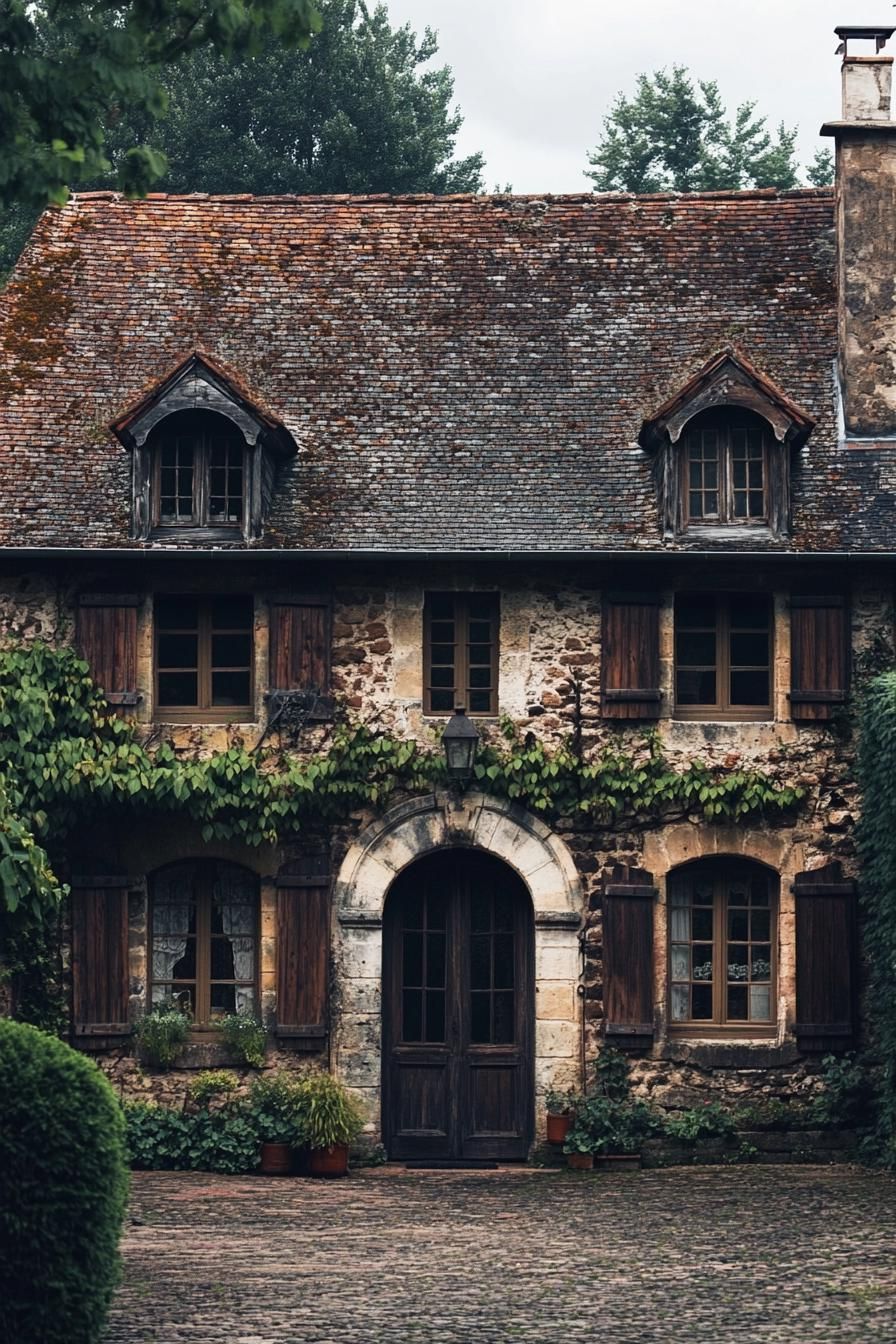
[566,1151,594,1171]
[596,1153,641,1172]
[309,1143,350,1178]
[546,1112,573,1144]
[259,1141,293,1175]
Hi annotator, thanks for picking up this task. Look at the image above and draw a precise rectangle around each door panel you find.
[384,850,533,1161]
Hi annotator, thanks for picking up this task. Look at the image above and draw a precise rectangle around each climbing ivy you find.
[0,640,807,1024]
[857,672,896,1164]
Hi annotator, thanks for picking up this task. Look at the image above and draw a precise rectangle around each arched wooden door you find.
[383,849,533,1161]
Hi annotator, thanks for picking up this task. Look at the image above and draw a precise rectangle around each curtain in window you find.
[151,864,195,990]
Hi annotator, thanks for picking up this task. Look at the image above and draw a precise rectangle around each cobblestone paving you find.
[107,1166,896,1344]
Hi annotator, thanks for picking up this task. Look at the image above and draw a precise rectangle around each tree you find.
[585,66,804,193]
[806,147,834,188]
[0,1,320,210]
[98,0,485,196]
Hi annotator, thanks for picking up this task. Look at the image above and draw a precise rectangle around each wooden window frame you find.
[154,595,254,723]
[149,863,259,1030]
[151,415,248,532]
[674,592,773,722]
[423,592,500,717]
[682,411,770,528]
[668,864,777,1040]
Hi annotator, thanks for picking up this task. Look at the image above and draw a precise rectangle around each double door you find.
[383,849,533,1161]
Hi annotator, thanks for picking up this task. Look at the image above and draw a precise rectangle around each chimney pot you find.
[842,54,893,122]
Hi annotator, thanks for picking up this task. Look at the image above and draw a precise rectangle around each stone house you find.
[0,29,894,1159]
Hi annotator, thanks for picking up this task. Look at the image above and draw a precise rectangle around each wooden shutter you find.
[601,595,662,719]
[790,595,849,721]
[71,877,131,1041]
[275,855,330,1047]
[269,597,331,716]
[76,594,140,707]
[601,865,656,1049]
[794,863,856,1052]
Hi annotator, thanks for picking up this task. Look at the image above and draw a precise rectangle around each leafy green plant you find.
[663,1100,738,1145]
[300,1070,364,1150]
[134,1004,190,1069]
[563,1094,658,1156]
[217,1011,266,1068]
[545,1086,580,1116]
[248,1071,307,1145]
[0,1019,129,1344]
[733,1098,812,1131]
[124,1101,258,1173]
[187,1069,240,1108]
[808,1053,875,1131]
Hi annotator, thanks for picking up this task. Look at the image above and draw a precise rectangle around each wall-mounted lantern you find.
[441,705,480,785]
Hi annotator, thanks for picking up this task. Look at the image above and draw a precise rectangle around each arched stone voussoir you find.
[334,791,582,918]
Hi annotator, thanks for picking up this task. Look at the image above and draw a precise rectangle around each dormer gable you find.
[638,349,815,541]
[110,352,296,542]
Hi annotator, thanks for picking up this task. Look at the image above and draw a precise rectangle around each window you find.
[151,411,245,530]
[424,592,499,715]
[155,595,253,721]
[683,410,769,526]
[668,860,776,1034]
[150,861,258,1025]
[675,592,772,720]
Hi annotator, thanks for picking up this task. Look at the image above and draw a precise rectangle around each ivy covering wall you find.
[0,640,806,1028]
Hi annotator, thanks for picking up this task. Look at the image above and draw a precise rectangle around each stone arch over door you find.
[332,793,583,1142]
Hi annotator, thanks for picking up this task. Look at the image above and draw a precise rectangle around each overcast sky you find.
[384,0,884,192]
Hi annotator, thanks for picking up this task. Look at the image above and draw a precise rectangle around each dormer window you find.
[684,410,769,526]
[110,351,296,543]
[639,349,814,541]
[152,411,245,529]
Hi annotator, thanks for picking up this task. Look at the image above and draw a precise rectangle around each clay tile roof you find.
[0,186,881,553]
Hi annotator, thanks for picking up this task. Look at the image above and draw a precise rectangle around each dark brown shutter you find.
[275,855,330,1047]
[794,863,856,1052]
[601,595,662,719]
[76,594,140,707]
[71,877,131,1040]
[601,865,656,1049]
[790,595,849,721]
[269,597,331,716]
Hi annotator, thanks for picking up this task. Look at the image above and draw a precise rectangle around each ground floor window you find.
[668,858,776,1034]
[150,860,258,1024]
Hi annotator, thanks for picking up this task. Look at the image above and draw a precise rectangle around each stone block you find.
[536,982,578,1021]
[535,1018,578,1059]
[339,927,383,980]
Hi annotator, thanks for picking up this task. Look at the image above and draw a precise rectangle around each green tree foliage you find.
[857,672,896,1163]
[585,66,803,193]
[805,146,835,188]
[0,1,320,210]
[0,1019,129,1344]
[98,0,484,196]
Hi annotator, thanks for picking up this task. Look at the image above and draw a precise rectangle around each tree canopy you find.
[586,66,831,193]
[98,0,485,196]
[0,0,321,209]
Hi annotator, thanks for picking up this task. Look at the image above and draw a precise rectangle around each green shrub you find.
[663,1100,738,1144]
[187,1069,240,1107]
[0,1019,129,1344]
[248,1071,307,1144]
[124,1102,258,1173]
[300,1070,365,1149]
[134,1004,190,1069]
[808,1053,875,1130]
[218,1010,266,1068]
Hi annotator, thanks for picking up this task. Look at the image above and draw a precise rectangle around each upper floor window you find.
[684,409,769,526]
[151,411,245,530]
[155,595,253,721]
[675,592,772,720]
[668,859,776,1035]
[424,592,499,715]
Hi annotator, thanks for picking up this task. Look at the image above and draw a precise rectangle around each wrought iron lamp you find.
[441,705,480,785]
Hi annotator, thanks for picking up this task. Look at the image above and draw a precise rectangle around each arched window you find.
[682,408,770,526]
[150,860,258,1024]
[668,858,777,1034]
[150,410,246,530]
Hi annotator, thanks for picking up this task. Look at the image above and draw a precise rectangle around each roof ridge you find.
[67,186,834,207]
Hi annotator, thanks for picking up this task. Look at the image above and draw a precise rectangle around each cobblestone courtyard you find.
[107,1166,896,1344]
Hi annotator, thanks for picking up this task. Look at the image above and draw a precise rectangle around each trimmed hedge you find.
[0,1020,129,1344]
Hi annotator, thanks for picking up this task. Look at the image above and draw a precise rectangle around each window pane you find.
[728,909,749,942]
[494,934,514,989]
[211,671,251,706]
[430,667,454,688]
[212,633,251,667]
[470,934,490,991]
[469,666,492,688]
[427,932,446,988]
[676,595,716,627]
[727,945,749,981]
[730,595,769,628]
[671,984,689,1022]
[430,689,454,712]
[727,985,748,1019]
[469,691,492,713]
[210,937,237,980]
[730,633,769,665]
[676,632,716,665]
[692,984,713,1019]
[471,992,490,1043]
[402,989,423,1041]
[156,598,198,629]
[430,643,455,664]
[211,596,253,629]
[693,882,714,906]
[429,595,454,620]
[751,946,772,981]
[403,932,423,986]
[670,944,690,979]
[676,669,716,705]
[158,633,198,668]
[469,621,492,643]
[493,992,515,1044]
[468,644,492,665]
[158,672,198,706]
[467,594,496,620]
[425,990,445,1043]
[692,908,713,941]
[692,946,713,980]
[427,894,447,930]
[670,907,690,941]
[751,909,770,942]
[750,985,771,1020]
[730,670,769,705]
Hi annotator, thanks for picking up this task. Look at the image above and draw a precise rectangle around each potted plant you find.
[300,1071,364,1178]
[218,1010,266,1069]
[562,1124,595,1170]
[248,1072,306,1175]
[134,1003,190,1070]
[544,1087,579,1145]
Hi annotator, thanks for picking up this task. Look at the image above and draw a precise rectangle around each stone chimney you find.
[822,25,896,437]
